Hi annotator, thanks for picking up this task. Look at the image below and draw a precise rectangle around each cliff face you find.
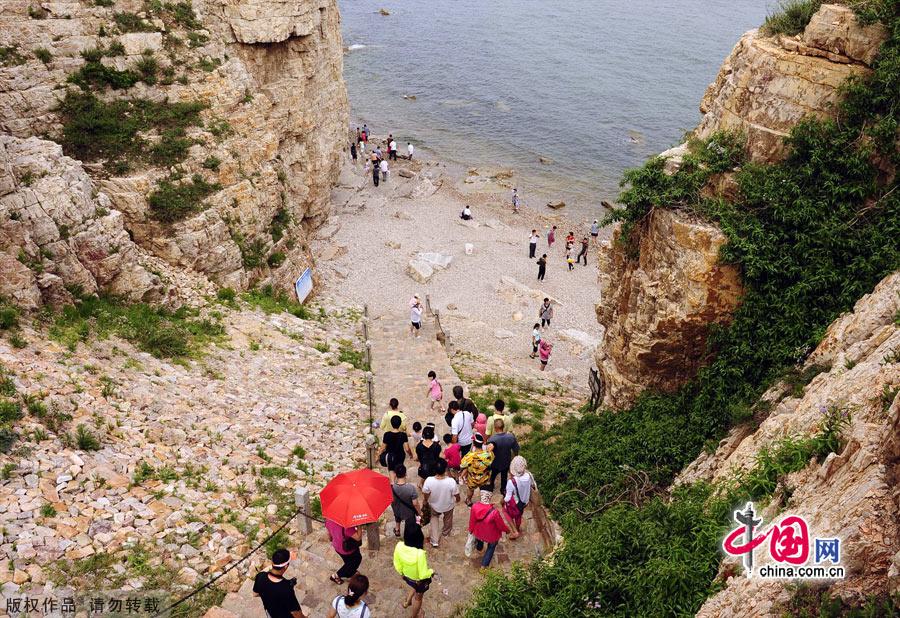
[695,4,886,163]
[0,0,347,303]
[595,210,743,408]
[681,273,900,615]
[594,4,885,407]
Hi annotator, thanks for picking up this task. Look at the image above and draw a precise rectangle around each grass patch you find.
[243,285,310,319]
[148,174,221,223]
[0,45,26,67]
[57,91,205,172]
[113,11,157,32]
[761,0,823,36]
[231,234,267,269]
[269,208,291,242]
[49,294,226,359]
[33,47,52,64]
[267,252,286,268]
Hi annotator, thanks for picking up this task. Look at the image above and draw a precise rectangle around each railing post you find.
[294,486,312,535]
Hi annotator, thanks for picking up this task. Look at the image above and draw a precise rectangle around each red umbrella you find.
[319,468,392,527]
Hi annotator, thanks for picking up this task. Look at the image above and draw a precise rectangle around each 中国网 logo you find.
[722,502,844,579]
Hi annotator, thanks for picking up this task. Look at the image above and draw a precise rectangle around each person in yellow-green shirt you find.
[484,399,513,437]
[393,523,433,618]
[380,397,407,433]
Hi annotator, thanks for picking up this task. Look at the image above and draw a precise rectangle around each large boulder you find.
[416,251,453,270]
[407,259,434,283]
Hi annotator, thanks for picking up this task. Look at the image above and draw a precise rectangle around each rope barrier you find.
[155,509,327,616]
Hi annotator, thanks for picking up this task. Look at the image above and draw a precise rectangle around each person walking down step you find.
[327,574,370,618]
[379,414,414,483]
[529,229,539,259]
[422,459,459,548]
[326,519,363,585]
[427,370,443,413]
[467,490,510,570]
[530,323,541,359]
[415,424,442,488]
[379,397,407,433]
[539,298,554,328]
[410,298,423,338]
[253,548,308,618]
[536,254,547,281]
[391,464,421,539]
[486,417,519,496]
[504,455,534,538]
[443,433,461,481]
[460,434,493,506]
[393,523,434,618]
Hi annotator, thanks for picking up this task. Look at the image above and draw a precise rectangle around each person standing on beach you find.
[578,236,589,266]
[566,248,575,271]
[536,254,547,281]
[410,298,423,338]
[361,124,369,141]
[407,142,414,160]
[530,323,541,358]
[512,188,520,213]
[389,136,397,160]
[539,298,554,327]
[565,231,575,249]
[380,158,389,182]
[590,219,600,242]
[547,226,556,248]
[371,154,380,187]
[528,229,539,259]
[350,141,357,163]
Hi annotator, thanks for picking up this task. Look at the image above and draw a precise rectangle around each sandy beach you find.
[315,145,607,393]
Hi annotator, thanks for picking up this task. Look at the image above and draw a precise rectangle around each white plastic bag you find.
[464,533,475,558]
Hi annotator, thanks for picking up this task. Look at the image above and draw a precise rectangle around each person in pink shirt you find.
[538,339,553,372]
[473,410,487,439]
[442,433,461,481]
[468,490,509,568]
[325,518,362,585]
[427,370,443,412]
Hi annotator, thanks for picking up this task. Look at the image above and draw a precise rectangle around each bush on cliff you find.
[470,4,899,616]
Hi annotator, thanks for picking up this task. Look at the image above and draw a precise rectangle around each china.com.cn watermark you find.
[722,502,845,580]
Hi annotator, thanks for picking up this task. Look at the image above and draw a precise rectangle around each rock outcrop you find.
[0,0,348,298]
[695,4,886,162]
[0,135,163,306]
[595,210,743,408]
[680,272,900,615]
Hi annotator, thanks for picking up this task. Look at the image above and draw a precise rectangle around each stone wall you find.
[0,0,348,299]
[595,210,743,408]
[695,4,886,163]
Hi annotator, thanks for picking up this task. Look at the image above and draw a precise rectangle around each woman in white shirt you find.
[504,455,534,538]
[327,574,370,618]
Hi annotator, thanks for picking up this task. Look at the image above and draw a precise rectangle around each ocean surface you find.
[340,0,771,219]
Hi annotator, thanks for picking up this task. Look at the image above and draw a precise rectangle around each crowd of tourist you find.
[349,124,414,189]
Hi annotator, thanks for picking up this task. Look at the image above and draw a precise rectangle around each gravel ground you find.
[315,152,608,391]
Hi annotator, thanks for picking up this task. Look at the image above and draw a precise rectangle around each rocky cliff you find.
[594,4,887,408]
[681,272,900,616]
[0,0,348,303]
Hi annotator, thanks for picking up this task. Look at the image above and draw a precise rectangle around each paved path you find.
[214,310,549,618]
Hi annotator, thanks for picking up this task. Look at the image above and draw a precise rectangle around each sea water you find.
[340,0,771,219]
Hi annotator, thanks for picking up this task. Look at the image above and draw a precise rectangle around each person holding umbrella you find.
[325,518,362,585]
[319,469,393,587]
[393,522,433,618]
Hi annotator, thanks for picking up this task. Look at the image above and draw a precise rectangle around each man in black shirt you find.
[253,548,307,618]
[486,418,520,495]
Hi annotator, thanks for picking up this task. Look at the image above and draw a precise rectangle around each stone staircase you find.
[205,310,555,617]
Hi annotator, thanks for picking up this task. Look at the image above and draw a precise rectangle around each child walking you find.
[530,323,541,359]
[427,370,443,412]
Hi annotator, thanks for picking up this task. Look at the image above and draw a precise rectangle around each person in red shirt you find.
[442,433,461,481]
[468,490,509,568]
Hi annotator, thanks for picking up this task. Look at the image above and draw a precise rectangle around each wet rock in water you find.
[402,94,417,100]
[407,259,434,283]
[539,156,553,165]
[547,200,566,210]
[379,8,390,15]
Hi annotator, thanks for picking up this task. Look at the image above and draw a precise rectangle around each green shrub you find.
[187,31,209,48]
[234,236,267,269]
[33,47,52,64]
[243,285,309,319]
[95,0,114,6]
[0,45,26,67]
[216,287,236,303]
[269,208,291,242]
[133,53,158,85]
[113,11,156,32]
[75,424,101,451]
[149,128,193,166]
[196,56,221,72]
[761,0,823,36]
[202,155,221,170]
[40,503,57,518]
[337,339,368,371]
[147,174,221,223]
[0,299,19,330]
[0,400,23,424]
[105,41,126,56]
[57,91,205,171]
[68,61,140,90]
[266,252,286,268]
[28,5,46,18]
[168,1,201,29]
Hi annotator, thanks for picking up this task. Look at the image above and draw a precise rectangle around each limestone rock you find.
[558,329,601,355]
[595,212,743,408]
[0,251,41,309]
[494,329,515,339]
[118,32,163,56]
[397,169,415,179]
[695,5,882,163]
[0,136,164,305]
[416,252,453,270]
[546,200,565,210]
[407,259,434,283]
